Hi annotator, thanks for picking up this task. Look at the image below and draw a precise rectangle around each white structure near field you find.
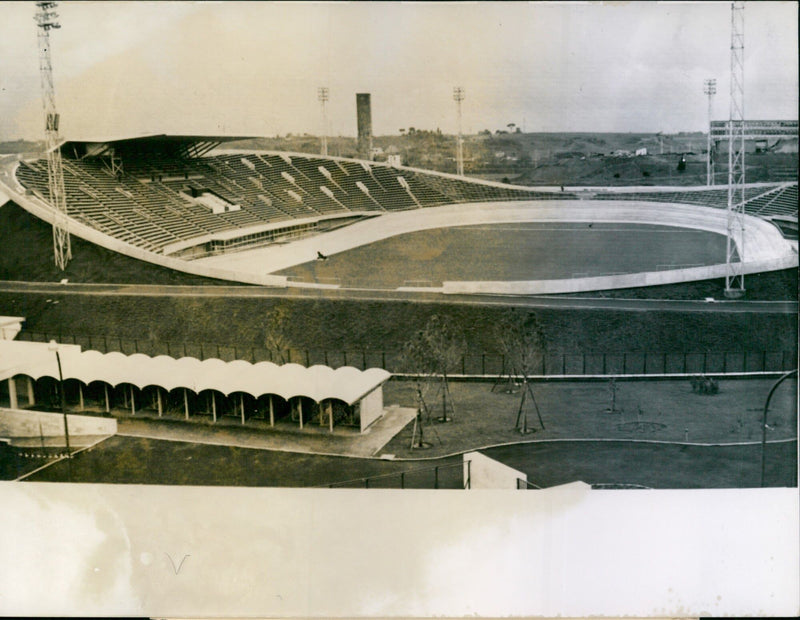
[0,332,390,434]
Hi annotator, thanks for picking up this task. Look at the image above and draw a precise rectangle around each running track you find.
[0,280,795,314]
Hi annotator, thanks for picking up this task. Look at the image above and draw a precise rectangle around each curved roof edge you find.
[0,340,390,405]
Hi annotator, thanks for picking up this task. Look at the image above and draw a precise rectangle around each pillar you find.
[130,385,135,415]
[27,377,35,406]
[104,384,110,413]
[269,395,274,427]
[184,389,189,420]
[157,389,163,417]
[211,392,217,423]
[328,401,333,433]
[78,384,84,411]
[298,398,304,430]
[240,394,245,425]
[7,377,18,410]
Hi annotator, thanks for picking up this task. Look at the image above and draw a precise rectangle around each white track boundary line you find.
[15,434,114,481]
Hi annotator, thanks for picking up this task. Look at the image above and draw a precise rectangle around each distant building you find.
[387,154,402,167]
[635,147,648,156]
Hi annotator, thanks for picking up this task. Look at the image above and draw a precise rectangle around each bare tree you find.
[401,315,465,423]
[264,306,293,364]
[494,309,546,433]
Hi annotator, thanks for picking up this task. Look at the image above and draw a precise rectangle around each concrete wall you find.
[359,386,384,432]
[0,408,116,440]
[444,255,799,296]
[464,451,527,489]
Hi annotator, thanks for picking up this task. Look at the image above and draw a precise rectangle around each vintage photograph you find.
[0,1,797,616]
[0,1,796,494]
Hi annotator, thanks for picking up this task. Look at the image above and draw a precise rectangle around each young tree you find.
[494,309,547,433]
[401,315,465,423]
[264,306,293,364]
[400,331,433,447]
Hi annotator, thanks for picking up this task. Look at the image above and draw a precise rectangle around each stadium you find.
[1,134,797,294]
[0,1,797,492]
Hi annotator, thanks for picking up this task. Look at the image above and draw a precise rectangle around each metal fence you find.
[320,461,465,489]
[15,330,796,376]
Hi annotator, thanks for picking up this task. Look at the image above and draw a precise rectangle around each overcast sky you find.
[0,1,796,141]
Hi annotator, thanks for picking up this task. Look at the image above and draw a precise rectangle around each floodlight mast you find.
[318,86,329,157]
[453,87,465,176]
[35,1,71,270]
[725,1,745,298]
[703,78,716,186]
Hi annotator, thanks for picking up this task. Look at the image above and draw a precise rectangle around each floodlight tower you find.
[703,78,717,185]
[725,1,745,298]
[453,87,465,176]
[318,86,329,157]
[35,1,71,271]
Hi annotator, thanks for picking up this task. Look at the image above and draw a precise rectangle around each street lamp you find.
[48,339,71,481]
[760,368,797,487]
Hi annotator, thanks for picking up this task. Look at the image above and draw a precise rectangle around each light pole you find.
[49,339,71,481]
[318,87,329,157]
[453,87,465,176]
[703,78,717,185]
[760,368,796,487]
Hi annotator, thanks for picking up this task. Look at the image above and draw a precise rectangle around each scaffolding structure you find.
[35,1,71,270]
[725,1,745,298]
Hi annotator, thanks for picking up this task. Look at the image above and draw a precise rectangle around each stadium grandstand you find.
[1,134,796,291]
[9,135,576,258]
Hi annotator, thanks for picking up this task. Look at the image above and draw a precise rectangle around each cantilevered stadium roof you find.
[0,340,389,405]
[58,134,258,160]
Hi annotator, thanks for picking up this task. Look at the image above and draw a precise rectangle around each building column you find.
[184,389,189,420]
[240,394,245,425]
[104,384,110,413]
[130,385,135,415]
[27,377,35,406]
[211,392,217,423]
[78,384,84,411]
[7,377,18,410]
[298,398,304,430]
[157,389,163,417]
[269,395,274,427]
[328,401,334,433]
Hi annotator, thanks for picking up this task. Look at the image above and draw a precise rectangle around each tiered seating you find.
[594,188,730,208]
[594,184,797,217]
[21,148,791,258]
[745,183,798,218]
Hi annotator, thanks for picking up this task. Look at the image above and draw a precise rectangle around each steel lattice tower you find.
[453,87,465,176]
[318,87,329,157]
[35,1,71,270]
[725,1,745,298]
[703,78,716,186]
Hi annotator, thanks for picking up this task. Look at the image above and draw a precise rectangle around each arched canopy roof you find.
[0,340,389,405]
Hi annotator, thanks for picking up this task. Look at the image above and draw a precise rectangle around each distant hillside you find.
[0,140,43,156]
[226,131,797,186]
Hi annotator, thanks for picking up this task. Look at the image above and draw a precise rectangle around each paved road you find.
[0,279,795,313]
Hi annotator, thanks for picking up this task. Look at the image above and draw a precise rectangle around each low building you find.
[0,338,390,433]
